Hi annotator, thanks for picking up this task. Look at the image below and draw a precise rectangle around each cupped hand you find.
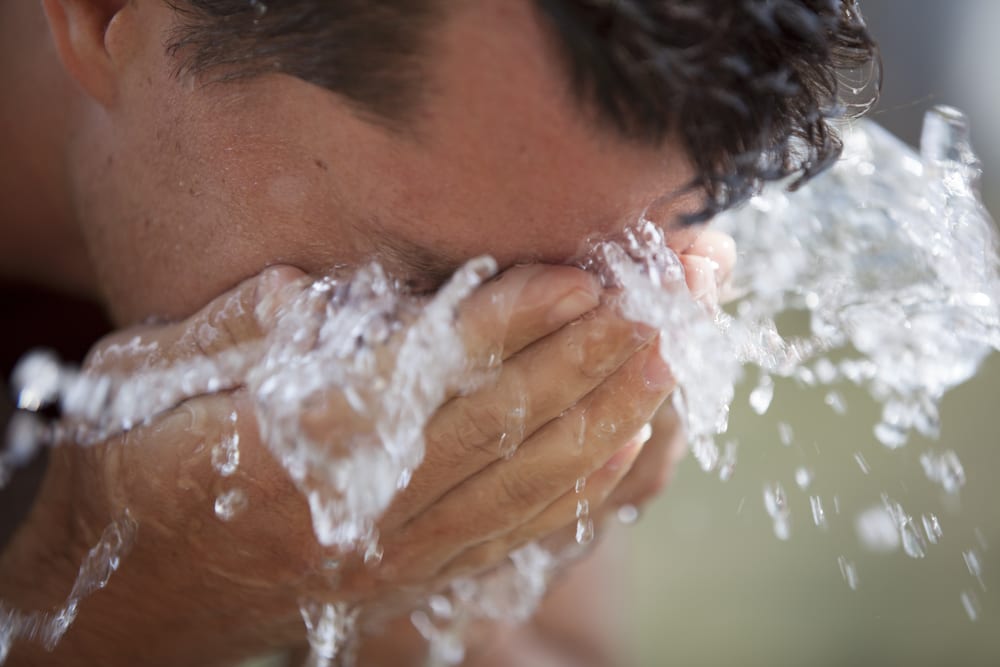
[8,227,735,665]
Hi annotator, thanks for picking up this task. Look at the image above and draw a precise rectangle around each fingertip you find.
[680,255,718,308]
[684,229,737,285]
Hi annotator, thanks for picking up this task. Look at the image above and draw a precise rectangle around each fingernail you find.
[643,349,673,391]
[547,286,600,327]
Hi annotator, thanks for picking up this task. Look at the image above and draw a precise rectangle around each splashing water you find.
[0,512,136,661]
[248,257,497,551]
[2,107,999,659]
[299,600,358,667]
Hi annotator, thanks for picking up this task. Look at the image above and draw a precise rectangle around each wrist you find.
[0,448,303,666]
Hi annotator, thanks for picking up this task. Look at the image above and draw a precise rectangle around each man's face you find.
[70,0,701,323]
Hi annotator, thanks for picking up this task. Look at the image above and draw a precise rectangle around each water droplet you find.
[428,595,453,619]
[810,495,827,529]
[837,556,859,590]
[211,432,240,477]
[763,482,791,541]
[214,489,248,521]
[922,514,943,544]
[616,504,639,525]
[879,498,927,559]
[853,452,870,475]
[961,590,980,621]
[824,391,847,415]
[718,441,738,481]
[794,467,813,490]
[748,375,774,415]
[575,517,594,545]
[12,349,62,412]
[4,411,46,469]
[575,497,593,545]
[777,422,794,447]
[795,367,816,386]
[498,396,528,459]
[963,549,986,591]
[919,450,966,494]
[813,358,838,384]
[874,421,908,449]
[574,477,586,494]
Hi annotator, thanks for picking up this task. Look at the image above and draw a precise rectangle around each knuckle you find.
[449,398,506,455]
[576,316,642,379]
[496,468,543,515]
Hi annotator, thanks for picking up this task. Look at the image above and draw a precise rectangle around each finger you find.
[381,305,654,528]
[603,403,686,512]
[679,254,719,310]
[85,266,306,374]
[455,264,601,366]
[380,341,674,582]
[434,424,653,579]
[682,228,736,287]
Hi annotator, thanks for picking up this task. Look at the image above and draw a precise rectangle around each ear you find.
[42,0,130,107]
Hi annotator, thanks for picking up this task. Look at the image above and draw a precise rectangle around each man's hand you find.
[0,229,734,666]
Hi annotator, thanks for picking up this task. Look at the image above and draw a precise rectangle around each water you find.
[837,555,859,591]
[0,512,136,659]
[764,482,792,541]
[211,411,241,477]
[3,107,999,660]
[214,488,249,521]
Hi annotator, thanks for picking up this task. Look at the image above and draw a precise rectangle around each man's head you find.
[42,0,876,323]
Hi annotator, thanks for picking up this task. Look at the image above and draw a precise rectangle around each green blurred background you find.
[625,2,1000,665]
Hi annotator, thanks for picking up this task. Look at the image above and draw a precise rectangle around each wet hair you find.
[167,0,879,223]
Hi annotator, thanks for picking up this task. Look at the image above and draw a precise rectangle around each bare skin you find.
[0,0,736,664]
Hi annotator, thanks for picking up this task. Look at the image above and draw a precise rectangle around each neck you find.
[0,1,98,298]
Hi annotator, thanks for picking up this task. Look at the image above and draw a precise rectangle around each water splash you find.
[299,600,358,667]
[409,542,561,666]
[3,106,998,660]
[248,257,496,550]
[0,512,136,659]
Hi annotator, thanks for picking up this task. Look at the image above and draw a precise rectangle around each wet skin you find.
[54,0,705,324]
[0,0,735,665]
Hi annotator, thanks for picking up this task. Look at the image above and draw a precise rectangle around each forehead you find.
[366,0,700,275]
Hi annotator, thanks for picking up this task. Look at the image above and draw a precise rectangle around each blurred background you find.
[625,2,1000,665]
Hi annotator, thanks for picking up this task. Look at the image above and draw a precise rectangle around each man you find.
[0,1,877,664]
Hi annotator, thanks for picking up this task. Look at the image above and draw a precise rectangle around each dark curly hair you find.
[167,0,879,224]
